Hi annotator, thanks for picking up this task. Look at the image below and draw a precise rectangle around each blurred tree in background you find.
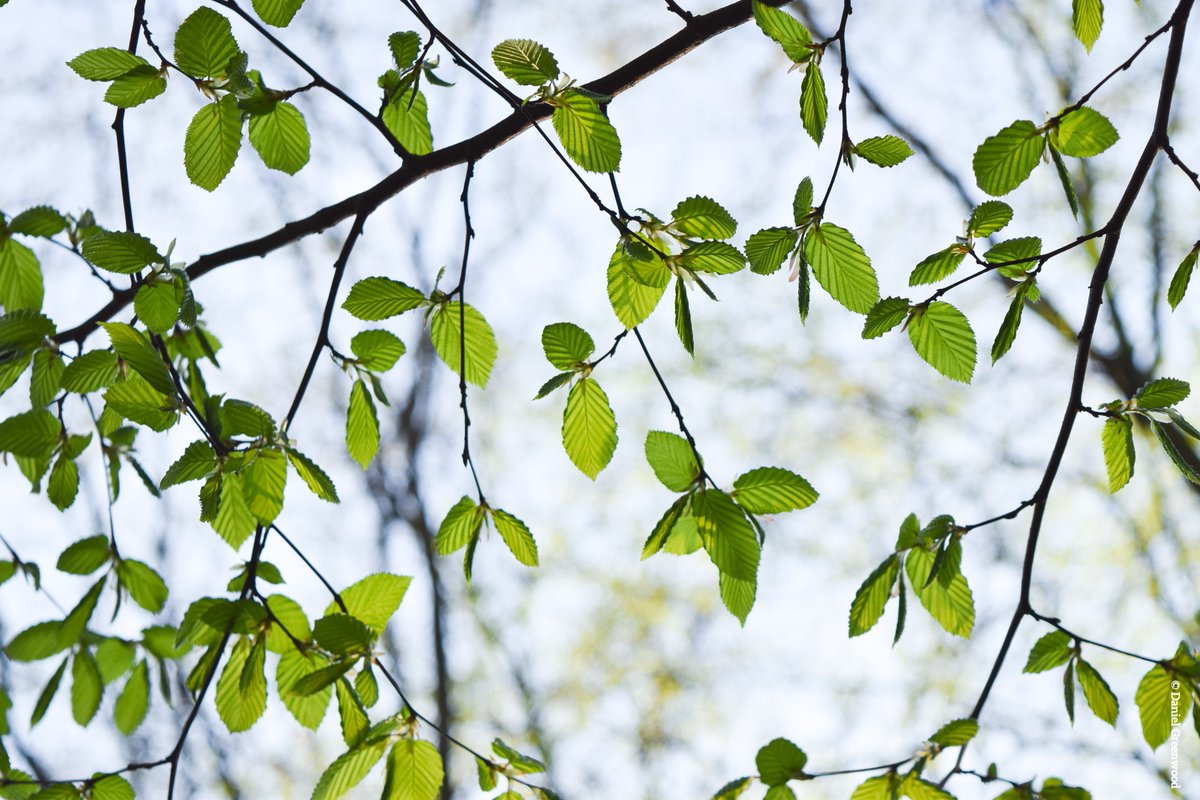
[0,1,1198,799]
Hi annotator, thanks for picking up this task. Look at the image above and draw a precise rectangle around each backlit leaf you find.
[185,94,243,192]
[429,302,497,387]
[907,301,976,383]
[562,377,617,479]
[973,120,1043,196]
[491,39,559,86]
[552,90,621,173]
[804,223,879,314]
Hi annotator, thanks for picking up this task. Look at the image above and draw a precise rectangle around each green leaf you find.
[641,496,689,559]
[674,277,694,356]
[854,135,913,167]
[850,775,897,800]
[552,90,621,173]
[1101,416,1135,492]
[312,738,389,800]
[57,536,110,575]
[848,555,900,637]
[325,573,412,634]
[711,776,752,800]
[900,777,956,800]
[490,508,539,567]
[91,776,135,800]
[968,200,1014,237]
[1049,145,1080,218]
[0,308,54,349]
[104,373,178,432]
[752,0,812,62]
[70,649,103,725]
[6,620,67,662]
[907,301,976,383]
[173,7,240,78]
[1135,377,1190,409]
[684,240,745,274]
[863,297,911,339]
[491,39,559,85]
[694,489,760,581]
[185,94,243,192]
[1135,664,1183,748]
[215,637,267,732]
[160,440,217,489]
[542,322,594,370]
[904,547,974,637]
[47,452,79,510]
[252,0,305,27]
[61,350,119,394]
[1051,106,1118,158]
[277,649,332,729]
[746,228,799,276]
[991,288,1026,364]
[383,739,444,800]
[0,409,59,457]
[388,31,421,69]
[262,594,309,654]
[721,572,758,623]
[799,57,826,145]
[491,739,547,774]
[984,236,1041,278]
[1072,0,1104,51]
[104,65,167,108]
[241,447,286,524]
[67,48,149,80]
[94,638,135,684]
[561,377,617,479]
[134,279,182,335]
[249,100,310,174]
[672,196,737,240]
[804,223,879,314]
[793,178,814,225]
[534,371,573,400]
[342,277,426,320]
[732,466,817,513]
[972,120,1044,196]
[313,614,376,657]
[1168,246,1198,310]
[221,399,277,438]
[929,718,978,746]
[436,496,484,555]
[382,89,433,156]
[908,246,966,287]
[351,330,406,372]
[1151,421,1200,485]
[429,302,497,387]
[9,206,67,238]
[1076,658,1118,726]
[346,380,380,470]
[81,232,161,275]
[116,559,168,613]
[0,238,43,311]
[286,447,340,502]
[213,473,256,549]
[755,737,807,786]
[30,657,67,726]
[114,660,150,735]
[607,251,666,328]
[645,430,700,491]
[99,321,175,396]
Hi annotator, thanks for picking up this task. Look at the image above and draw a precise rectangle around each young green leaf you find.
[383,738,444,800]
[491,39,559,86]
[116,559,168,613]
[1151,421,1200,484]
[1072,0,1104,51]
[719,573,757,626]
[746,228,799,275]
[551,90,621,173]
[1076,658,1118,726]
[213,474,256,550]
[1134,377,1189,409]
[382,89,433,156]
[133,279,183,335]
[173,7,240,78]
[70,649,103,725]
[793,178,814,225]
[282,448,334,503]
[1051,106,1118,158]
[429,302,497,387]
[68,48,150,81]
[0,409,59,458]
[346,380,380,470]
[799,56,826,145]
[972,120,1043,196]
[252,0,306,27]
[388,31,421,70]
[683,241,746,274]
[909,246,966,287]
[0,238,43,311]
[693,489,760,581]
[928,718,978,747]
[755,737,807,786]
[277,649,333,728]
[904,546,974,637]
[907,302,976,383]
[674,278,694,355]
[9,205,67,238]
[185,94,243,192]
[645,430,700,491]
[249,100,310,174]
[1049,145,1080,219]
[81,232,161,275]
[1099,415,1135,493]
[57,536,110,575]
[608,251,666,328]
[732,467,817,513]
[848,555,900,637]
[641,496,689,559]
[104,65,167,108]
[804,223,879,314]
[114,660,150,735]
[671,196,737,240]
[47,453,79,511]
[343,277,425,320]
[562,377,617,479]
[968,200,1014,238]
[991,287,1028,364]
[313,614,375,656]
[61,350,119,394]
[435,496,484,555]
[984,236,1041,277]
[1135,664,1183,749]
[752,0,812,62]
[1167,245,1198,310]
[854,135,913,167]
[491,508,539,567]
[863,297,911,339]
[541,322,594,370]
[312,738,390,800]
[350,329,406,373]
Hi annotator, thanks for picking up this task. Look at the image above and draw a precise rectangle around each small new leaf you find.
[804,223,879,314]
[644,430,700,492]
[755,737,807,787]
[551,90,621,173]
[1101,416,1134,492]
[1167,246,1198,310]
[863,297,910,339]
[854,135,913,167]
[562,378,617,479]
[907,302,976,383]
[1051,106,1118,158]
[972,120,1043,196]
[491,39,559,86]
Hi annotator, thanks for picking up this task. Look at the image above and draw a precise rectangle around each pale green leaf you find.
[173,7,240,78]
[1024,630,1074,673]
[732,466,817,513]
[215,637,267,732]
[1101,416,1135,492]
[905,547,974,637]
[552,90,621,173]
[1135,377,1189,408]
[389,32,421,70]
[541,322,594,370]
[671,196,737,240]
[863,297,911,339]
[252,0,305,27]
[67,48,149,80]
[0,409,59,457]
[984,236,1041,278]
[644,430,700,492]
[854,135,913,167]
[351,329,406,372]
[793,178,813,225]
[133,279,182,334]
[720,572,756,624]
[47,453,79,511]
[382,89,433,156]
[909,246,966,287]
[325,573,412,634]
[185,94,243,192]
[968,200,1014,237]
[684,240,745,274]
[313,614,375,656]
[972,120,1043,196]
[928,718,978,746]
[1135,664,1184,749]
[383,739,444,800]
[804,223,879,314]
[1167,247,1198,310]
[991,289,1026,364]
[104,372,178,432]
[81,231,161,275]
[104,66,167,108]
[286,447,340,502]
[429,302,497,387]
[116,559,168,612]
[346,380,380,470]
[249,100,310,174]
[1073,0,1104,50]
[491,508,539,567]
[752,0,812,62]
[607,250,666,328]
[435,496,484,555]
[213,473,256,550]
[746,227,799,275]
[240,447,287,524]
[755,737,807,786]
[491,39,559,85]
[694,489,760,581]
[848,555,899,637]
[907,301,976,383]
[1076,658,1118,725]
[277,649,332,729]
[562,377,617,479]
[1052,106,1118,158]
[311,739,389,800]
[70,649,103,725]
[0,238,43,311]
[342,277,426,320]
[61,350,119,394]
[114,660,150,735]
[99,321,175,396]
[799,57,826,145]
